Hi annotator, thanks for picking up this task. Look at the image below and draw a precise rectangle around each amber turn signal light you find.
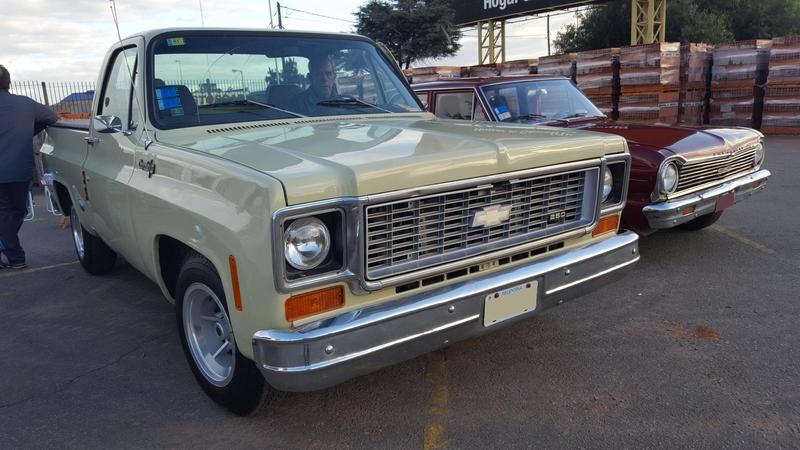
[285,286,344,322]
[592,215,620,237]
[681,205,696,216]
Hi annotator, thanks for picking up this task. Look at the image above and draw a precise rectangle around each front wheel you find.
[175,253,276,415]
[678,211,723,231]
[70,206,116,275]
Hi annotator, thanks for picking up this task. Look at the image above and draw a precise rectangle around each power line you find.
[284,16,353,27]
[279,5,354,24]
[464,34,548,38]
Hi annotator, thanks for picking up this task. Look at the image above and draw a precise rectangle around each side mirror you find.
[93,115,122,134]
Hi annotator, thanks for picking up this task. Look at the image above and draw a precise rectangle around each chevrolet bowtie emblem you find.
[471,204,512,228]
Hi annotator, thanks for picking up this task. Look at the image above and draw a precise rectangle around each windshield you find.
[480,79,604,123]
[151,33,423,128]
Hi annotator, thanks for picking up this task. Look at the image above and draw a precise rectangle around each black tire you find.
[678,211,724,231]
[175,252,276,416]
[70,206,117,275]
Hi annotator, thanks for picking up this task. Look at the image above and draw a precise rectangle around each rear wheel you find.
[678,211,723,231]
[70,206,116,275]
[175,252,276,415]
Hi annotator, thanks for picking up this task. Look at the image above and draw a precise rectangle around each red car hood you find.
[571,119,763,157]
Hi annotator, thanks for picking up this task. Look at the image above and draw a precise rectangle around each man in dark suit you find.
[0,64,59,269]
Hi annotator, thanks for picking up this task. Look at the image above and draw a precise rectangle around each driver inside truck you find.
[288,55,337,115]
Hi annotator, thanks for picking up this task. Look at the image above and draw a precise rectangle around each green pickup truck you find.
[43,28,639,415]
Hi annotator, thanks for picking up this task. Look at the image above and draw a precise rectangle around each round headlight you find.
[602,167,614,201]
[660,162,679,193]
[284,217,330,270]
[753,143,765,167]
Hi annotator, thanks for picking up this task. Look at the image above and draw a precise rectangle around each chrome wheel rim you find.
[183,283,236,387]
[70,208,85,259]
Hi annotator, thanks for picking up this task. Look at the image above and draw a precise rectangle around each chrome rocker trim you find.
[642,169,770,229]
[253,230,639,392]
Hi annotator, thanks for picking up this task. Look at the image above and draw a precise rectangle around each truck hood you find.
[574,120,762,158]
[157,115,625,205]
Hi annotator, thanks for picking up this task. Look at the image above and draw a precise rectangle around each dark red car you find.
[412,76,770,233]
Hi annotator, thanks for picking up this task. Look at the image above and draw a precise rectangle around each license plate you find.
[715,191,735,212]
[484,281,538,327]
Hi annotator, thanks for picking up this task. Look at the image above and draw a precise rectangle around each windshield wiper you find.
[562,113,589,120]
[200,99,306,118]
[317,96,392,113]
[507,113,548,121]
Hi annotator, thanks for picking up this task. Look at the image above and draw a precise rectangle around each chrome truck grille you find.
[676,144,758,192]
[364,168,599,280]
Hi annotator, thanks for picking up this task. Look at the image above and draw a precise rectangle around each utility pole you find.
[277,2,284,29]
[546,14,551,56]
[268,0,274,28]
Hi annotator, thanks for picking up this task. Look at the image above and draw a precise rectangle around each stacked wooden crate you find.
[499,59,538,76]
[709,40,772,128]
[576,48,619,118]
[618,42,681,124]
[468,63,501,78]
[762,36,800,134]
[678,43,712,125]
[410,66,468,83]
[537,53,576,82]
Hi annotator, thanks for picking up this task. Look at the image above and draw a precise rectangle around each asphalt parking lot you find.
[1,136,799,449]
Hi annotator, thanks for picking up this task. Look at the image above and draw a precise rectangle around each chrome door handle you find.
[84,136,101,145]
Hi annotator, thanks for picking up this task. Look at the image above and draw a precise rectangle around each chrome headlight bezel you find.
[753,142,765,168]
[273,206,351,291]
[283,217,331,270]
[599,154,630,215]
[659,161,679,194]
[602,166,613,202]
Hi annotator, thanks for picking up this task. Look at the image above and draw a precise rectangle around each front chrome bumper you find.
[642,169,770,229]
[252,231,639,392]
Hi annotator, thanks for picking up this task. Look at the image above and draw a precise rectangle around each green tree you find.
[701,0,800,40]
[354,0,462,69]
[665,0,734,43]
[553,1,630,53]
[554,0,800,53]
[266,58,307,87]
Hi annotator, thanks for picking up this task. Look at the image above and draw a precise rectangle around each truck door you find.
[82,45,146,270]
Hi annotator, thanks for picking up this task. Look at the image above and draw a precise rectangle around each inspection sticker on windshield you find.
[484,280,538,327]
[494,104,512,121]
[166,37,186,46]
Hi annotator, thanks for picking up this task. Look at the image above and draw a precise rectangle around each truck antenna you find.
[109,0,154,149]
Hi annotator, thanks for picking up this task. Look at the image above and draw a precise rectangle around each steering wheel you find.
[387,92,405,105]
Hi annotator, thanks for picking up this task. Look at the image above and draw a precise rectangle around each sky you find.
[0,0,581,82]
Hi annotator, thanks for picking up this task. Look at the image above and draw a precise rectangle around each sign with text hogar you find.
[454,0,607,25]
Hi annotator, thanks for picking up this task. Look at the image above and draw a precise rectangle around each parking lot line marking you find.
[423,351,449,450]
[712,225,776,255]
[0,261,78,279]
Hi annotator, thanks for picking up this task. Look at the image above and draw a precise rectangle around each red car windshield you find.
[480,79,604,123]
